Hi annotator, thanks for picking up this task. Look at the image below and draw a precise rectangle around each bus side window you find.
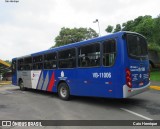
[78,43,100,67]
[58,48,76,69]
[103,39,116,66]
[17,58,24,70]
[24,57,32,70]
[44,52,57,69]
[33,55,43,70]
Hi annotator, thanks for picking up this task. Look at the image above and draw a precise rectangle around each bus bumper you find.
[123,82,150,98]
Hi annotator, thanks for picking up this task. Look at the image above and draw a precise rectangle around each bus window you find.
[44,52,57,69]
[17,58,24,70]
[33,55,43,70]
[103,39,116,66]
[126,34,148,60]
[24,57,32,70]
[78,43,100,67]
[58,48,76,68]
[33,55,43,63]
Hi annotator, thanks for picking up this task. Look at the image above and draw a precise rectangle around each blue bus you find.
[12,31,150,100]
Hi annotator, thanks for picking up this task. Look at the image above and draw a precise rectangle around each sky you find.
[0,0,160,61]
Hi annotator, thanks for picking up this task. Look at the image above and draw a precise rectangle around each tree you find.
[153,15,160,46]
[54,27,98,47]
[114,24,121,32]
[122,20,134,31]
[134,16,154,43]
[105,25,113,33]
[122,16,153,32]
[106,15,154,42]
[104,14,160,49]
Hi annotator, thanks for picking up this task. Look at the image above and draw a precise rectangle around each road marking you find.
[120,108,153,120]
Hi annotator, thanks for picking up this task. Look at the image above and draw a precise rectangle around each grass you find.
[150,70,160,82]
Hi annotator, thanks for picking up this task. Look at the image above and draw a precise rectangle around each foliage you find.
[148,44,160,52]
[105,14,160,49]
[122,20,134,31]
[114,24,121,32]
[5,60,11,64]
[153,15,160,46]
[53,27,98,47]
[105,25,113,33]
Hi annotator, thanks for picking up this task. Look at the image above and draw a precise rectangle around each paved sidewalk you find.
[151,81,160,86]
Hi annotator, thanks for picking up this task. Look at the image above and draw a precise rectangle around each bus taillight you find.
[126,68,132,88]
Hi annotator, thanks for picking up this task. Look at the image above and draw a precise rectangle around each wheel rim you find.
[60,86,67,98]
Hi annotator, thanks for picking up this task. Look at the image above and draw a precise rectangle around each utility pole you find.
[93,19,101,36]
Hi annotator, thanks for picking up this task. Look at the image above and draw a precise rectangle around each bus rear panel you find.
[123,33,150,98]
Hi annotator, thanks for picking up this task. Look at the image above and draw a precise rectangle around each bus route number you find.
[92,72,111,79]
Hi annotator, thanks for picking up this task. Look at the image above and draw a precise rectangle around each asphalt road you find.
[0,85,160,129]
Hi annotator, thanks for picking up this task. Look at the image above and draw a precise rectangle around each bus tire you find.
[58,82,70,100]
[19,80,25,91]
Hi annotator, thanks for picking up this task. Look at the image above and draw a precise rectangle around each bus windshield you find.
[126,34,148,60]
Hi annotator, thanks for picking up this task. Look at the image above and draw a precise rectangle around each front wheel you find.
[19,80,25,91]
[58,82,70,100]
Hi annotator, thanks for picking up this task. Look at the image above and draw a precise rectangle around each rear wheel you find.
[19,80,25,91]
[58,82,70,100]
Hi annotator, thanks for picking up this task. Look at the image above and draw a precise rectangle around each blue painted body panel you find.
[12,72,17,85]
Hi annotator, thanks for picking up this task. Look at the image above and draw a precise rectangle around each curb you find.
[150,86,160,91]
